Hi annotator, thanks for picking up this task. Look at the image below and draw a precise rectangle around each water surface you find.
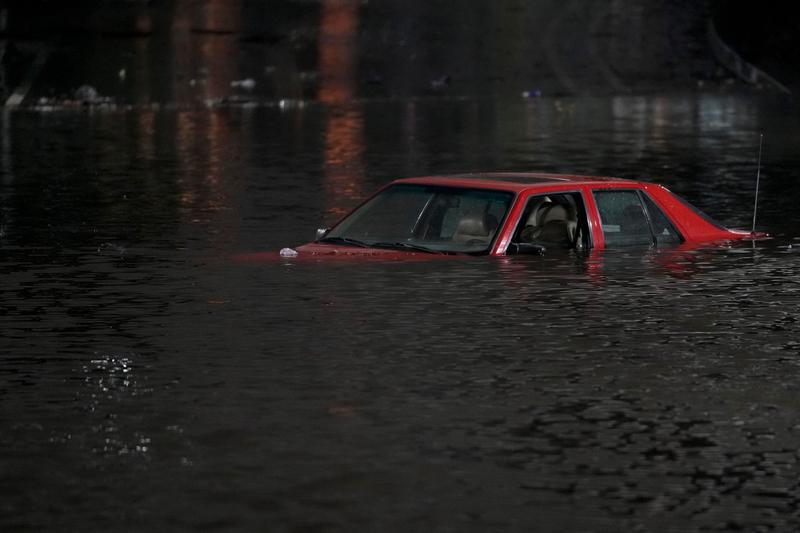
[2,93,800,531]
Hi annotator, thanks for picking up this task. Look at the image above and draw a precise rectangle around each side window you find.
[593,190,652,246]
[510,192,590,251]
[641,194,682,245]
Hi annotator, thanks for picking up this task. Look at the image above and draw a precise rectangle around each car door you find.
[590,188,683,248]
[503,190,592,254]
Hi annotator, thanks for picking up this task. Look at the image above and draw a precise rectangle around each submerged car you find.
[293,173,761,257]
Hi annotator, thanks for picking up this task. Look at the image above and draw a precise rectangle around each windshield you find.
[322,184,515,254]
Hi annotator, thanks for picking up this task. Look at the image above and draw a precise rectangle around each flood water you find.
[4,1,800,532]
[2,94,800,532]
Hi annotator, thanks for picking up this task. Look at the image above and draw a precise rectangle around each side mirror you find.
[507,242,546,255]
[316,227,330,240]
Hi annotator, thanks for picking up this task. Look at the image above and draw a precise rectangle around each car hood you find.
[294,242,454,259]
[231,243,460,263]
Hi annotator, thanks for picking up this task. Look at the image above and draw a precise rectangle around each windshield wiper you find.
[318,236,369,247]
[320,237,447,254]
[370,241,446,254]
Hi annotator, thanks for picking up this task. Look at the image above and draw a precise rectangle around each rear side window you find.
[593,189,684,247]
[640,194,681,245]
[594,190,652,246]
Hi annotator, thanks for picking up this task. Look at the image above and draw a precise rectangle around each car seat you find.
[520,199,577,248]
[452,212,499,244]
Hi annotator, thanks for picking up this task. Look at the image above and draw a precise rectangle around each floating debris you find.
[74,85,99,103]
[430,74,450,90]
[230,78,256,90]
[97,242,126,256]
[298,71,318,82]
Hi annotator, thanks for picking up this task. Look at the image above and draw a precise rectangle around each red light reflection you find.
[318,0,359,104]
[319,0,365,219]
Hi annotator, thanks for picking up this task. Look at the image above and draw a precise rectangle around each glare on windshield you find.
[324,184,515,253]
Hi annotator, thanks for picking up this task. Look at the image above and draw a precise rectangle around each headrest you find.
[454,212,498,238]
[525,198,552,227]
[533,219,572,245]
[540,204,570,224]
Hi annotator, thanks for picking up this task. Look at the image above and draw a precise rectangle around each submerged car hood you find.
[295,242,457,259]
[231,243,460,263]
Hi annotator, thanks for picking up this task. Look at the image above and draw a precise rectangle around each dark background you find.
[2,0,799,106]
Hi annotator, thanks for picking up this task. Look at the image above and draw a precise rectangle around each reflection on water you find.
[175,110,233,221]
[2,93,800,531]
[318,0,359,105]
[319,0,365,217]
[323,106,365,217]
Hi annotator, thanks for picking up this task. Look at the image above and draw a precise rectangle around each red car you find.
[292,173,760,257]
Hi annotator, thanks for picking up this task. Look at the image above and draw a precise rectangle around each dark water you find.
[3,0,800,529]
[3,94,800,532]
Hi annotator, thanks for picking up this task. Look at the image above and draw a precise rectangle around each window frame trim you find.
[637,189,685,245]
[591,188,685,248]
[504,189,593,253]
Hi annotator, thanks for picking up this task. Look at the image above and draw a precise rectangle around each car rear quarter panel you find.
[640,183,738,242]
[585,182,740,249]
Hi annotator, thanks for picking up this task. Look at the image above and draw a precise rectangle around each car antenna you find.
[751,133,764,235]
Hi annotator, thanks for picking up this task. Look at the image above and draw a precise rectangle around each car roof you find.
[392,172,638,192]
